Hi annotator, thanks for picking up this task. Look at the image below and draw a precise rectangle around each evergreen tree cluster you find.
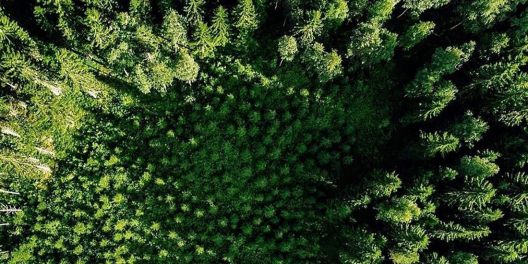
[0,0,528,263]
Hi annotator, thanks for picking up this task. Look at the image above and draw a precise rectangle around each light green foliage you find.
[193,21,215,58]
[84,8,113,49]
[133,64,151,93]
[390,250,419,264]
[486,240,528,263]
[319,49,343,82]
[302,42,343,82]
[407,42,475,98]
[449,252,479,264]
[499,171,528,213]
[458,154,500,179]
[278,35,298,63]
[211,7,230,47]
[377,198,421,224]
[405,42,475,121]
[347,22,398,67]
[368,0,398,23]
[296,10,323,45]
[162,10,188,52]
[421,131,460,157]
[488,33,510,55]
[324,0,348,30]
[389,225,429,264]
[338,228,385,264]
[234,0,258,34]
[173,51,199,83]
[368,170,402,197]
[399,21,435,51]
[421,80,457,120]
[1,1,528,263]
[449,111,489,148]
[433,221,491,241]
[425,253,450,264]
[401,0,452,17]
[457,0,513,32]
[348,0,369,19]
[184,0,205,24]
[445,177,496,210]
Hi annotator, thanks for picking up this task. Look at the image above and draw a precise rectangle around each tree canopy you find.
[1,0,528,263]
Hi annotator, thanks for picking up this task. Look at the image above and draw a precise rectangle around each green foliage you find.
[211,7,230,47]
[401,0,452,17]
[399,21,435,51]
[302,42,343,82]
[234,0,258,34]
[390,250,419,264]
[458,153,500,179]
[445,176,496,210]
[405,42,475,121]
[420,131,460,157]
[449,111,489,148]
[296,10,324,46]
[377,198,421,224]
[278,36,298,64]
[163,10,188,51]
[193,21,215,59]
[433,221,491,241]
[184,0,205,24]
[174,51,199,83]
[456,0,518,32]
[1,1,528,263]
[449,252,479,264]
[367,170,402,198]
[324,0,348,30]
[347,22,398,68]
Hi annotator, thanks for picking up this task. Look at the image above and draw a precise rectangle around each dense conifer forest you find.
[0,0,528,263]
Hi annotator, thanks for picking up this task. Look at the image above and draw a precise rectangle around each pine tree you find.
[84,8,114,50]
[449,252,478,264]
[162,10,189,52]
[421,80,458,120]
[405,42,475,121]
[174,51,199,84]
[193,21,215,59]
[148,60,175,93]
[234,0,258,35]
[445,177,496,211]
[324,0,348,31]
[295,10,323,46]
[319,49,343,83]
[433,221,491,241]
[399,21,435,51]
[456,0,515,33]
[367,170,402,198]
[400,0,452,17]
[448,111,489,148]
[457,153,500,179]
[347,22,397,68]
[377,197,421,224]
[211,7,230,47]
[424,253,450,264]
[338,228,385,264]
[278,36,298,65]
[302,42,343,82]
[406,43,475,97]
[184,0,205,24]
[1,1,528,264]
[389,225,429,264]
[367,0,398,23]
[420,131,459,157]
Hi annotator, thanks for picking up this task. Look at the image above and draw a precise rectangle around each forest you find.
[0,0,527,263]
